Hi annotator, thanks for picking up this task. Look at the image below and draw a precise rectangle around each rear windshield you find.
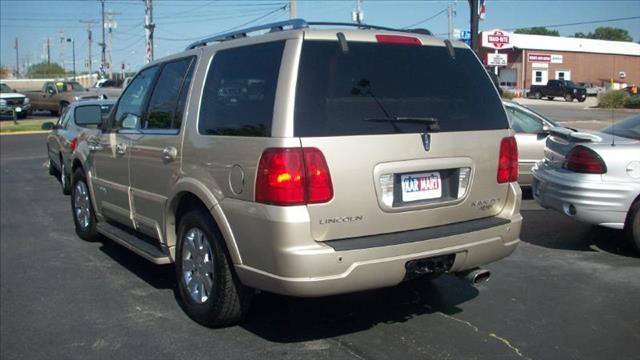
[601,115,640,141]
[294,41,508,137]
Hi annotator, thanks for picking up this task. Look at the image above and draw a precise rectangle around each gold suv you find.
[70,20,522,327]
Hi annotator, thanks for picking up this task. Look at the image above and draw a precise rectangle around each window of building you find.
[199,41,285,137]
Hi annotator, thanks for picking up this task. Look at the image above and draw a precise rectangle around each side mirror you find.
[41,122,56,130]
[75,105,104,126]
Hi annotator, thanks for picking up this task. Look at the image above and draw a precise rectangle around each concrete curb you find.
[0,130,50,136]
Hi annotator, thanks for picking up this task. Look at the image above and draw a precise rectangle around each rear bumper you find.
[230,183,522,297]
[532,162,634,229]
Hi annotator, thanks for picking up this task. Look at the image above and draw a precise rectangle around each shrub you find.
[501,90,514,100]
[624,95,640,109]
[597,90,629,108]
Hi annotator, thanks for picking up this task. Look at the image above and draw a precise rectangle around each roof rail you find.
[185,19,432,50]
[185,18,309,50]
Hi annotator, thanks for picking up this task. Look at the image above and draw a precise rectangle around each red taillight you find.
[375,34,422,46]
[255,148,333,206]
[497,136,518,183]
[69,137,78,152]
[564,146,607,174]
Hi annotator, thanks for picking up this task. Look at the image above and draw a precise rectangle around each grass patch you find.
[0,119,50,133]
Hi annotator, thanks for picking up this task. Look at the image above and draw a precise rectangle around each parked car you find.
[70,19,522,327]
[529,80,587,102]
[532,114,640,252]
[25,80,102,116]
[577,82,604,97]
[43,100,115,194]
[503,101,559,186]
[0,83,31,119]
[90,78,123,99]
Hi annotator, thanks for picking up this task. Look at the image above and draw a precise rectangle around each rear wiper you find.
[364,117,440,132]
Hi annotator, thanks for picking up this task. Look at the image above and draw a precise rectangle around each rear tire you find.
[71,168,100,241]
[624,200,640,254]
[534,91,542,99]
[48,157,58,176]
[60,161,71,195]
[176,209,252,327]
[547,96,554,100]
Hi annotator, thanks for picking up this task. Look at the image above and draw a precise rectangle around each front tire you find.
[71,168,100,241]
[578,97,586,103]
[625,201,640,254]
[176,209,252,327]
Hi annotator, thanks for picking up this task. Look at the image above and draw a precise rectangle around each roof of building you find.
[510,33,640,56]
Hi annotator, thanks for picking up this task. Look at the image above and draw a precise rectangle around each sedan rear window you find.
[294,41,508,137]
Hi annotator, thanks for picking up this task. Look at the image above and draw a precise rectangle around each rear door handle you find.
[162,146,177,161]
[115,143,127,156]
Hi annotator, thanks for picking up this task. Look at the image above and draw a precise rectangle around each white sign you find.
[487,53,508,66]
[550,54,563,64]
[531,63,549,69]
[481,29,513,49]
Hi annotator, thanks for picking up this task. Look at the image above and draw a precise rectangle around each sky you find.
[1,0,639,75]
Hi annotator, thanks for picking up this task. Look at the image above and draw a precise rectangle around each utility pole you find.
[352,0,364,24]
[80,20,98,75]
[144,0,155,64]
[468,0,480,54]
[447,3,455,41]
[47,38,51,66]
[67,38,76,80]
[58,29,65,69]
[289,0,296,19]
[105,12,119,79]
[14,38,19,78]
[100,0,106,75]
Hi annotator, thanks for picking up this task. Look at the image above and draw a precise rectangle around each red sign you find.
[528,53,551,62]
[487,31,510,48]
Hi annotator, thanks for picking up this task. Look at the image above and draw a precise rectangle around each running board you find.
[96,222,172,265]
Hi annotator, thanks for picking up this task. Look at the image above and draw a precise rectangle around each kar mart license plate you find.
[401,171,442,202]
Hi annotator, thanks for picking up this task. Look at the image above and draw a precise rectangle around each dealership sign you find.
[482,29,513,49]
[487,53,508,66]
[528,53,564,64]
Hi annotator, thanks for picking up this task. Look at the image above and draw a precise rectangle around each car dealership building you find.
[478,29,640,95]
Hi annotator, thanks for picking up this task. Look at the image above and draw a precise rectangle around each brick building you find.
[479,29,640,95]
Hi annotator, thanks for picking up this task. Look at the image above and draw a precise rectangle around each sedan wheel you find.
[71,169,100,241]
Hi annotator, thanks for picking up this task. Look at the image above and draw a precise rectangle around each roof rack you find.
[185,18,432,50]
[185,19,309,50]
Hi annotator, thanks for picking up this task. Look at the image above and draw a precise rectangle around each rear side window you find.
[145,57,195,130]
[199,41,285,136]
[294,41,508,137]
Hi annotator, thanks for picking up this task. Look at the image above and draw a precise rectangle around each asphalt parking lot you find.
[1,108,639,359]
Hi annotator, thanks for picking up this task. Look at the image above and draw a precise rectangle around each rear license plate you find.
[401,172,442,202]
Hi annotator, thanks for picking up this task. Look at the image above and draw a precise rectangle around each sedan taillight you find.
[564,146,607,174]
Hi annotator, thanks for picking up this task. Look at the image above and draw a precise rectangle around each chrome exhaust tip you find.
[457,268,491,285]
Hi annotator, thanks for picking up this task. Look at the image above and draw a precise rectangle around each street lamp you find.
[66,38,76,80]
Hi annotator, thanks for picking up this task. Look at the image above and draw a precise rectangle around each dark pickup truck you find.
[529,80,587,102]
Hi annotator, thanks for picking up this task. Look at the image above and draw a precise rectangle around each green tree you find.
[573,27,633,42]
[26,62,66,78]
[514,27,560,36]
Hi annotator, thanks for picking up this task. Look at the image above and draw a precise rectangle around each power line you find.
[403,7,447,29]
[503,15,640,31]
[155,5,287,42]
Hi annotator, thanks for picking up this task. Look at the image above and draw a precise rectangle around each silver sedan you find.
[532,115,640,252]
[503,101,558,187]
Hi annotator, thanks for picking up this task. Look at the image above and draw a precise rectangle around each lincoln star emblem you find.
[421,133,431,151]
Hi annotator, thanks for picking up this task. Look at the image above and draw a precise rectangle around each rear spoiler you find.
[548,127,601,143]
